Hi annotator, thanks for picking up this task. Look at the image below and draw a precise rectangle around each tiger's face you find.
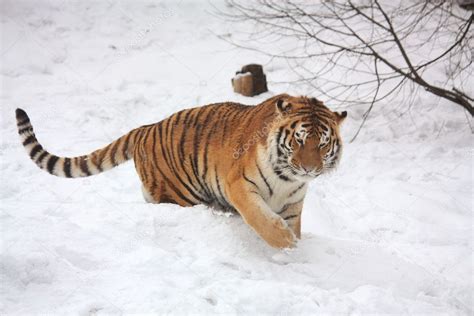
[272,95,346,181]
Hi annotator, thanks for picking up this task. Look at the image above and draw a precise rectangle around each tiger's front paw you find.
[264,217,297,249]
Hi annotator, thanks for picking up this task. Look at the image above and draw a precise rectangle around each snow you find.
[0,0,472,314]
[233,72,251,79]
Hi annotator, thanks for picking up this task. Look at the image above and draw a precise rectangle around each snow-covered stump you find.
[231,64,268,97]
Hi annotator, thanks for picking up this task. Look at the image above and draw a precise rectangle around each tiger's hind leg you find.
[141,182,195,207]
[142,185,157,204]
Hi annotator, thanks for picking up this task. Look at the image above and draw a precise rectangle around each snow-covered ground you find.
[0,0,472,314]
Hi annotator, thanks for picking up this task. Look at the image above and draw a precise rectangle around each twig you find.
[350,58,381,142]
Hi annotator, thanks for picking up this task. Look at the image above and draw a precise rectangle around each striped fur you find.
[15,108,140,178]
[15,94,346,248]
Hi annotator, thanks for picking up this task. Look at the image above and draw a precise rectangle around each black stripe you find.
[22,135,36,146]
[214,165,229,208]
[222,106,238,134]
[165,112,182,180]
[173,109,183,126]
[282,129,291,148]
[220,107,232,146]
[165,177,197,206]
[149,179,158,198]
[165,115,191,189]
[277,127,284,144]
[191,109,213,198]
[63,158,72,178]
[178,110,192,162]
[192,107,201,127]
[79,157,91,176]
[276,145,284,158]
[94,153,104,172]
[179,148,205,199]
[274,169,292,182]
[151,125,163,187]
[122,131,132,160]
[130,128,142,158]
[278,198,304,215]
[29,144,43,159]
[160,194,177,204]
[238,107,254,124]
[201,111,218,191]
[37,151,48,164]
[138,160,149,183]
[137,132,149,183]
[276,127,287,158]
[189,155,211,201]
[17,118,30,126]
[288,183,305,198]
[150,125,158,162]
[278,204,290,215]
[256,163,273,196]
[243,170,259,189]
[141,126,154,151]
[292,110,313,116]
[165,111,184,178]
[18,126,33,134]
[109,139,120,167]
[228,105,245,125]
[315,110,332,120]
[230,105,245,123]
[284,214,299,220]
[47,156,59,174]
[192,112,205,174]
[262,112,274,122]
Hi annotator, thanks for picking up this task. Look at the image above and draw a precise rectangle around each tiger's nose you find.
[301,165,312,173]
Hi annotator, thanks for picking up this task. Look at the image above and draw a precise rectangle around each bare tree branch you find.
[217,0,474,121]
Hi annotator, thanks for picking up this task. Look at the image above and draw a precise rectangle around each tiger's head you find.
[269,94,346,182]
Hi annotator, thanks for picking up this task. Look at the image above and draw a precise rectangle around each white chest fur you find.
[256,150,308,213]
[265,180,307,212]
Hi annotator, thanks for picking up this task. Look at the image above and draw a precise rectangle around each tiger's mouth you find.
[292,172,320,182]
[289,159,341,180]
[273,161,330,182]
[290,166,323,180]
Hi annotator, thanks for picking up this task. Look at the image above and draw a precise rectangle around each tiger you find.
[15,94,346,248]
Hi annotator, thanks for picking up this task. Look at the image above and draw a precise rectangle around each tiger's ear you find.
[335,111,347,124]
[276,99,292,114]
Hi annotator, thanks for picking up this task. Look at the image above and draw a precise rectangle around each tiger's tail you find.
[15,108,143,178]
